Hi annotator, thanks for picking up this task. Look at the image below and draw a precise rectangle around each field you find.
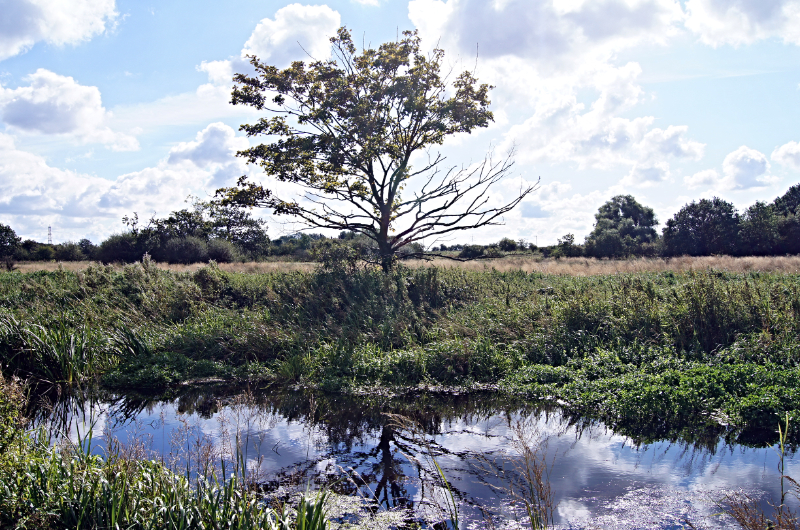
[2,256,800,527]
[14,254,800,275]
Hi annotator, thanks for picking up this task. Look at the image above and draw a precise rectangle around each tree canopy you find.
[217,27,536,270]
[0,224,20,259]
[662,197,739,256]
[584,195,658,258]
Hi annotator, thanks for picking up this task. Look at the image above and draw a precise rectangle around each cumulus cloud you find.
[198,3,340,93]
[407,0,703,189]
[685,0,800,47]
[0,0,117,61]
[722,145,771,188]
[772,140,800,170]
[242,4,340,66]
[168,122,248,167]
[684,168,722,189]
[0,123,253,242]
[409,0,683,68]
[0,69,138,150]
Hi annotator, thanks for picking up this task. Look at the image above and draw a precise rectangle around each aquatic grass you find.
[0,425,330,530]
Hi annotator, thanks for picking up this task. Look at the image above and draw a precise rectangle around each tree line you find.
[542,184,800,259]
[0,184,798,267]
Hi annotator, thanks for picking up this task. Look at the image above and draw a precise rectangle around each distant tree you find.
[217,27,536,271]
[662,197,740,256]
[584,195,658,258]
[772,183,800,255]
[98,233,146,263]
[772,183,800,217]
[551,233,582,258]
[739,202,779,255]
[78,239,98,260]
[54,242,84,261]
[498,237,517,251]
[0,224,20,259]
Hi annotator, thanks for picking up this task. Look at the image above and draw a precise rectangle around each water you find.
[37,385,799,529]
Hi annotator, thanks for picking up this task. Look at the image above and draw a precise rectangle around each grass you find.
[14,254,800,275]
[0,374,331,530]
[2,260,800,446]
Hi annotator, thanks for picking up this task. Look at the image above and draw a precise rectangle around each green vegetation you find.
[1,261,799,444]
[0,375,332,530]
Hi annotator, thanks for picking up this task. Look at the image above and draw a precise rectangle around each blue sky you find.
[1,0,799,246]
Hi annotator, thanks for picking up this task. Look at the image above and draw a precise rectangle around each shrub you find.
[207,238,239,263]
[98,232,145,263]
[498,238,517,251]
[163,236,209,264]
[54,241,85,261]
[458,245,484,259]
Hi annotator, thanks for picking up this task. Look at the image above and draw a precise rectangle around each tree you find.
[0,224,20,259]
[662,197,740,256]
[584,195,658,258]
[739,201,779,255]
[217,28,536,270]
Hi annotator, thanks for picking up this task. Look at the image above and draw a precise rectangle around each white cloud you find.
[0,69,138,150]
[685,0,800,47]
[242,4,340,66]
[409,0,683,68]
[168,122,248,167]
[197,4,341,95]
[722,145,771,189]
[408,0,702,189]
[684,168,721,189]
[0,0,117,61]
[0,123,252,242]
[771,140,800,170]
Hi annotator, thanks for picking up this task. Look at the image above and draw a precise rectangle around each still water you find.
[40,386,798,529]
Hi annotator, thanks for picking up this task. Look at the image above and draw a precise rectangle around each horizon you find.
[1,0,799,246]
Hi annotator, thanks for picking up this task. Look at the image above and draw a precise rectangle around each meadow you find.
[3,256,800,527]
[2,256,799,442]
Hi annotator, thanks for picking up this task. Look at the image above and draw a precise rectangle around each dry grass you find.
[405,255,800,275]
[11,255,800,275]
[13,260,318,274]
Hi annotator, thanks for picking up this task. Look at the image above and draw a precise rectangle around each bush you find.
[163,236,209,264]
[54,241,85,261]
[33,245,55,261]
[498,238,517,251]
[458,245,484,259]
[207,238,239,263]
[98,232,146,263]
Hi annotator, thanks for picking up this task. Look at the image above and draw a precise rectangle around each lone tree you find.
[217,28,536,270]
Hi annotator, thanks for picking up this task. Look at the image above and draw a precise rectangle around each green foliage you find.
[0,223,21,259]
[163,236,209,265]
[739,201,779,255]
[98,232,146,263]
[0,436,330,530]
[584,195,658,258]
[662,197,740,256]
[219,27,533,269]
[2,263,800,435]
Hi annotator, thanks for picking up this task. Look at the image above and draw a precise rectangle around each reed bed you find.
[14,254,800,275]
[404,254,800,275]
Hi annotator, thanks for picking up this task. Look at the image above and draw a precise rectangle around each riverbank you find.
[1,261,799,444]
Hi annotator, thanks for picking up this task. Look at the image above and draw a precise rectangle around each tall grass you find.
[0,376,329,530]
[2,261,800,439]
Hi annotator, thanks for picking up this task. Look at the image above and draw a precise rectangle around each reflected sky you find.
[41,388,798,530]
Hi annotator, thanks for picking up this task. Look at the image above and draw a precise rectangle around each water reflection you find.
[33,385,800,529]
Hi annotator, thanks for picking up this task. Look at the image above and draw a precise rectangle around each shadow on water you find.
[29,384,800,529]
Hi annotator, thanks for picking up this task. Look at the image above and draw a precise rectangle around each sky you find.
[1,0,799,246]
